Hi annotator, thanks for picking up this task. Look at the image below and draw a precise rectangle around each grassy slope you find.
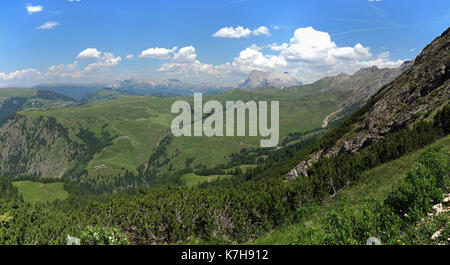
[0,87,76,114]
[0,87,35,98]
[12,181,69,203]
[225,164,257,174]
[253,134,450,244]
[161,87,340,171]
[22,86,341,180]
[25,96,172,176]
[82,89,130,102]
[181,165,255,187]
[181,173,233,187]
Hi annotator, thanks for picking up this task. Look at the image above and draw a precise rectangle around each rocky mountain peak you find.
[239,70,299,90]
[400,60,414,71]
[356,65,379,74]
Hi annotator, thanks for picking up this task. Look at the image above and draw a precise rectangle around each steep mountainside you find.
[321,60,413,125]
[0,115,81,178]
[289,28,450,178]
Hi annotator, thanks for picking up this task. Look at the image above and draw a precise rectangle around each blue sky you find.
[0,0,449,87]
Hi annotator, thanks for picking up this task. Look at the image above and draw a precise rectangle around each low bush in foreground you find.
[311,150,449,245]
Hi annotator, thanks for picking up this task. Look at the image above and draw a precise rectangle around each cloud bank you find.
[0,27,405,87]
[157,26,404,84]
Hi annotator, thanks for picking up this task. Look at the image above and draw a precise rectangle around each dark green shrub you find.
[385,150,449,223]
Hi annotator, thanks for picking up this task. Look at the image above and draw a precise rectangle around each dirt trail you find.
[322,109,341,128]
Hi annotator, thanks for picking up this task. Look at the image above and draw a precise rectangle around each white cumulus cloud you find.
[269,43,288,51]
[252,26,271,36]
[139,47,178,59]
[84,56,122,71]
[172,46,197,63]
[26,4,43,15]
[61,49,123,75]
[83,51,122,71]
[77,48,102,59]
[213,26,271,38]
[0,68,41,80]
[213,26,252,38]
[158,46,229,79]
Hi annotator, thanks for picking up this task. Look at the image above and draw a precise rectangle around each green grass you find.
[12,181,69,203]
[252,135,450,244]
[181,173,233,187]
[82,88,129,102]
[21,86,344,183]
[225,164,257,174]
[0,87,35,97]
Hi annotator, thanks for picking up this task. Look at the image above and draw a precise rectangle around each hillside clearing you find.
[12,181,69,203]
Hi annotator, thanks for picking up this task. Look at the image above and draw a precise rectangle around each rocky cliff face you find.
[288,27,450,179]
[239,70,300,89]
[0,115,82,178]
[318,60,413,126]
